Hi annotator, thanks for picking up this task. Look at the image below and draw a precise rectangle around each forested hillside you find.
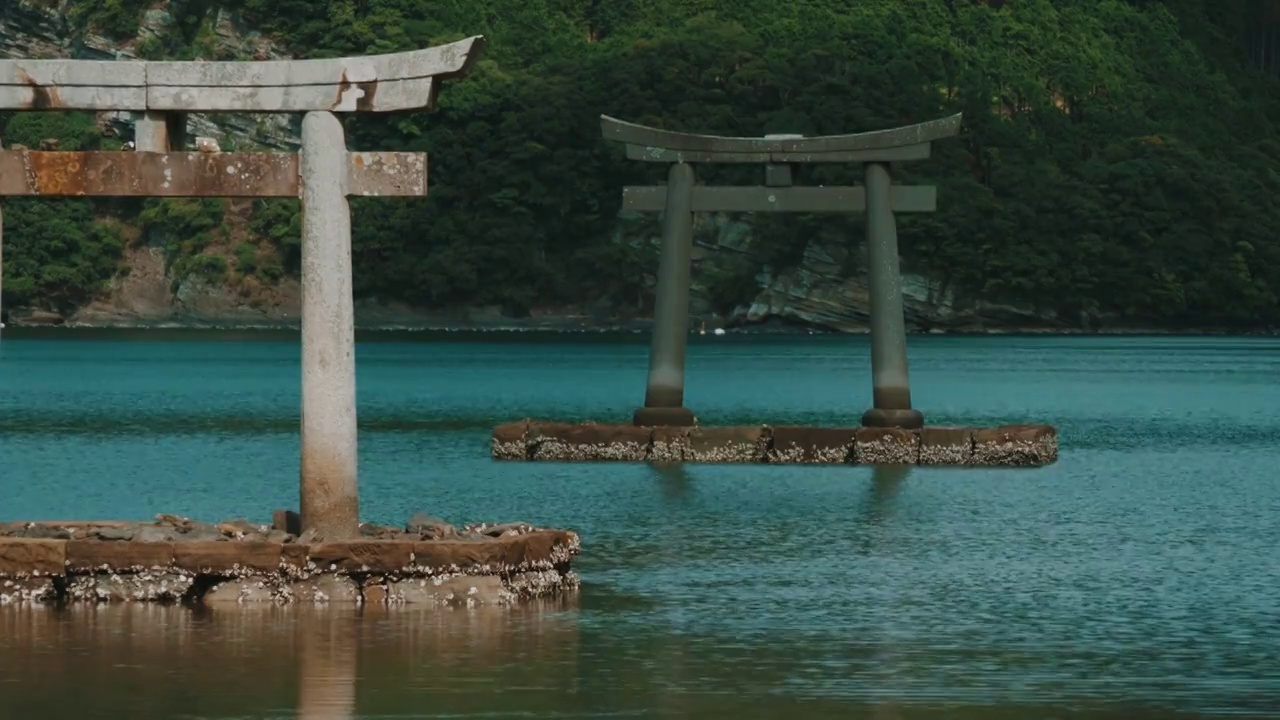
[2,0,1279,330]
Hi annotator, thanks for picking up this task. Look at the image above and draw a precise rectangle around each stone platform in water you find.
[492,421,1057,467]
[0,513,580,606]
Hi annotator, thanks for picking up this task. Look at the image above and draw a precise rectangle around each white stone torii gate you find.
[0,36,485,539]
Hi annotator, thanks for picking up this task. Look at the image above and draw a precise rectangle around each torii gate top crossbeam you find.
[0,36,485,113]
[600,113,962,163]
[603,113,964,214]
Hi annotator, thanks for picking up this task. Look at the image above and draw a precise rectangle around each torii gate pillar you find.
[862,162,923,429]
[634,161,697,427]
[299,111,359,538]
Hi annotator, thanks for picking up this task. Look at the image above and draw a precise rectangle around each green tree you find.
[6,0,1280,330]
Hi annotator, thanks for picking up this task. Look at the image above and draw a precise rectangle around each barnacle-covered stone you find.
[491,420,530,460]
[973,424,1058,466]
[854,427,920,464]
[0,577,57,604]
[919,427,975,465]
[768,426,857,464]
[528,422,652,461]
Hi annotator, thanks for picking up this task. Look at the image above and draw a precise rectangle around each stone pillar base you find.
[859,407,925,430]
[632,406,697,427]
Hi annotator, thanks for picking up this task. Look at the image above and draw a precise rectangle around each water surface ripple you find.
[1,330,1278,718]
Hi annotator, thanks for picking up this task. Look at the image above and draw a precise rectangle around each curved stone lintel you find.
[0,35,485,113]
[600,112,962,156]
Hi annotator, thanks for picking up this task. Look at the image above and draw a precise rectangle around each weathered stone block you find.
[65,540,175,572]
[919,427,974,465]
[470,521,532,538]
[281,543,309,575]
[854,428,920,464]
[3,523,70,539]
[492,419,1062,467]
[412,530,579,575]
[57,521,136,533]
[288,574,360,603]
[769,426,857,463]
[650,426,689,462]
[173,541,283,574]
[94,527,136,541]
[491,420,529,460]
[362,577,389,605]
[0,577,57,604]
[973,424,1058,466]
[358,522,399,538]
[685,426,768,463]
[505,569,579,600]
[524,421,576,461]
[69,572,193,602]
[216,519,265,539]
[203,576,281,604]
[405,513,457,539]
[388,575,508,605]
[529,422,652,461]
[272,509,301,535]
[0,538,66,578]
[308,541,414,574]
[135,525,180,543]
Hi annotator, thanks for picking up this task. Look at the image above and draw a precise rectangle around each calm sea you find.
[1,329,1278,719]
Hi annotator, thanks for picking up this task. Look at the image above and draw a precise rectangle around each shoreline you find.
[1,320,1276,338]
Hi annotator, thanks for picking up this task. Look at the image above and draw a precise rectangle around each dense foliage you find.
[3,0,1280,328]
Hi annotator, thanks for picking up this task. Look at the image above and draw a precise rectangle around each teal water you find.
[1,329,1279,718]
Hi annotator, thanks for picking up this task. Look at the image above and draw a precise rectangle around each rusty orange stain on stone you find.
[0,150,426,198]
[0,151,301,197]
[26,152,89,195]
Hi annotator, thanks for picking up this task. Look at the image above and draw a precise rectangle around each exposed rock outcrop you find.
[683,213,1056,333]
[0,0,297,150]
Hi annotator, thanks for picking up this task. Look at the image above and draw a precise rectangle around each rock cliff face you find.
[0,1,1050,332]
[0,1,309,329]
[0,1,298,149]
[683,214,1054,334]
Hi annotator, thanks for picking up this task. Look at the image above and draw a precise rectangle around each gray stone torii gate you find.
[0,36,486,539]
[602,113,963,430]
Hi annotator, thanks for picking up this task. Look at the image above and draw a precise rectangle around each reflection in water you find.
[2,593,1278,719]
[861,463,910,709]
[0,601,581,720]
[867,464,910,523]
[650,461,694,501]
[297,614,356,720]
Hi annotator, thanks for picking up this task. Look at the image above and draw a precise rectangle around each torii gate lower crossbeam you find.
[602,113,964,429]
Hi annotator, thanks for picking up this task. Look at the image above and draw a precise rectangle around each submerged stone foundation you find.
[0,514,580,606]
[492,421,1058,467]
